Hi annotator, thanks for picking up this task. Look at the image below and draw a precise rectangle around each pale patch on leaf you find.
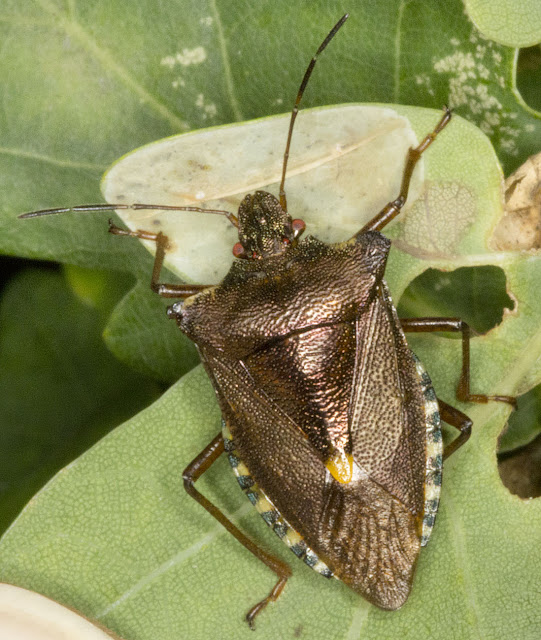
[195,94,218,120]
[433,29,522,155]
[398,182,475,256]
[160,47,207,69]
[102,105,423,283]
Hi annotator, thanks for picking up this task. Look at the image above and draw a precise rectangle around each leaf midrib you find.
[33,0,189,133]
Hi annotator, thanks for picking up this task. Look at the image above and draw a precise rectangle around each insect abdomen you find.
[222,353,442,581]
[222,421,333,578]
[411,353,443,546]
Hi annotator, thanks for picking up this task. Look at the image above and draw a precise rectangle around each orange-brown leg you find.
[438,399,473,460]
[183,434,291,629]
[355,107,452,237]
[108,221,210,298]
[402,317,516,459]
[401,317,516,406]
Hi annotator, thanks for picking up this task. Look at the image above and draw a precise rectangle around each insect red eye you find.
[282,237,291,245]
[232,242,246,258]
[292,219,306,236]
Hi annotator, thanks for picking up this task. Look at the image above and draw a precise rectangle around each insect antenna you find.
[19,202,239,227]
[278,13,348,212]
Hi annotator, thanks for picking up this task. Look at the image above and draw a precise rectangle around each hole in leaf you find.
[516,46,541,113]
[498,436,541,499]
[498,385,541,499]
[397,266,514,334]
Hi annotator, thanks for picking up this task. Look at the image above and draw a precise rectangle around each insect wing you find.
[350,282,427,516]
[199,344,420,610]
[101,105,423,284]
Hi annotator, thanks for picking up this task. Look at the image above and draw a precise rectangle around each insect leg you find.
[108,221,210,298]
[437,399,472,460]
[400,317,517,407]
[356,107,452,236]
[183,434,292,629]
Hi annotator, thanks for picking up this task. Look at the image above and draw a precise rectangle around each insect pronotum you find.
[21,13,516,629]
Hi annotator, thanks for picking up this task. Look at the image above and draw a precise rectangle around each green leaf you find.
[63,265,199,383]
[499,384,541,452]
[63,264,134,314]
[104,281,199,383]
[2,103,541,640]
[0,268,161,536]
[516,45,541,113]
[1,2,541,639]
[463,0,541,47]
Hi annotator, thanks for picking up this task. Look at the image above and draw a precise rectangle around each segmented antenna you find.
[19,202,239,227]
[278,14,348,212]
[20,15,349,224]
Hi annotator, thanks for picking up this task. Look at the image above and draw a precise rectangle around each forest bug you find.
[20,13,516,629]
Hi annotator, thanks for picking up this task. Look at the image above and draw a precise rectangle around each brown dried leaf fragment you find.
[492,153,541,251]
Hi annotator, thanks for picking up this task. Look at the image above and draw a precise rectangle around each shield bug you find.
[20,13,516,629]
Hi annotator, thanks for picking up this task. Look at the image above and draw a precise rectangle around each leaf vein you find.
[209,0,244,122]
[446,490,482,636]
[0,146,106,171]
[33,0,189,133]
[94,501,252,619]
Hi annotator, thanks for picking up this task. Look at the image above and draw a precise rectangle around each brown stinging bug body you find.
[21,14,516,629]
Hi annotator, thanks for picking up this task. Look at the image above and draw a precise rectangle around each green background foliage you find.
[0,1,540,639]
